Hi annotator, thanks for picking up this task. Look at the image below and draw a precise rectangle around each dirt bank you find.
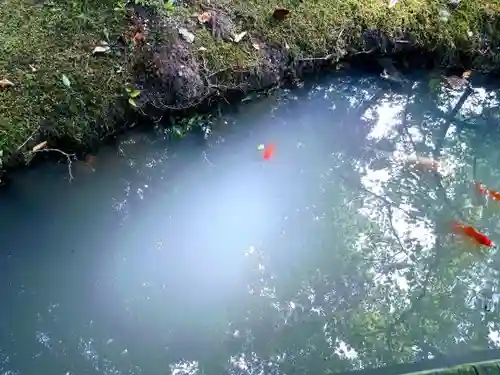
[1,0,499,178]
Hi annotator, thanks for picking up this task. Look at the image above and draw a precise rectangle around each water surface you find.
[2,72,500,375]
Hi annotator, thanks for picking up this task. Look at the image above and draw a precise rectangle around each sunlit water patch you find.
[2,73,500,375]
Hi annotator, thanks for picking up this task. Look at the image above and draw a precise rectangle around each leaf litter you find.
[233,31,247,43]
[0,79,14,88]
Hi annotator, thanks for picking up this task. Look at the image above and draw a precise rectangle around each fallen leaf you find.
[178,28,195,43]
[197,11,212,24]
[388,0,398,8]
[32,141,48,152]
[92,45,111,54]
[252,42,260,50]
[132,32,145,46]
[29,64,38,72]
[62,74,71,88]
[233,31,247,43]
[462,70,472,79]
[272,8,290,20]
[199,46,207,51]
[285,41,290,49]
[0,79,14,88]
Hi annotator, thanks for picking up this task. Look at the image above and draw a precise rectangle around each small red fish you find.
[451,221,493,247]
[475,181,500,201]
[263,144,275,160]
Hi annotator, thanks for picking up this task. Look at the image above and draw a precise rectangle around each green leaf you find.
[125,87,132,93]
[165,0,174,10]
[61,74,71,88]
[173,126,183,137]
[128,98,138,107]
[129,89,141,98]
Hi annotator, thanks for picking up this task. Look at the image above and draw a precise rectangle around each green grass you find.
[1,0,499,168]
[178,0,500,72]
[0,0,130,161]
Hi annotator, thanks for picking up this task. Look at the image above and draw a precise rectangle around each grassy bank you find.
[1,0,499,172]
[0,0,131,167]
[183,0,500,73]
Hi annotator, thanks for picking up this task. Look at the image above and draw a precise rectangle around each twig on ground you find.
[354,47,377,55]
[297,54,334,62]
[31,148,75,181]
[16,126,40,152]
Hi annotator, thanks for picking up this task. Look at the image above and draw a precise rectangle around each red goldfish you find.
[263,144,275,160]
[475,181,500,201]
[451,221,493,247]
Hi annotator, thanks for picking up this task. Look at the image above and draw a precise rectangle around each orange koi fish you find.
[263,144,275,160]
[451,221,493,247]
[475,181,500,201]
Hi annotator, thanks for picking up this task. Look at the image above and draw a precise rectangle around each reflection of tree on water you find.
[5,74,500,375]
[212,75,500,375]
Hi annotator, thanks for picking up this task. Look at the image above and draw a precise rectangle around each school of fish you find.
[261,146,495,249]
[407,155,496,248]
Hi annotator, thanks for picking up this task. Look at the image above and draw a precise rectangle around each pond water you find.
[2,71,500,375]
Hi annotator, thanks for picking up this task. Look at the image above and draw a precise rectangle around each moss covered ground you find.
[0,0,130,166]
[1,0,499,170]
[184,0,500,73]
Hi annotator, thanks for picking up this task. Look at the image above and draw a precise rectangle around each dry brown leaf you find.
[198,11,212,24]
[0,78,14,88]
[462,70,472,79]
[272,8,290,20]
[233,31,247,43]
[32,141,48,152]
[132,32,145,46]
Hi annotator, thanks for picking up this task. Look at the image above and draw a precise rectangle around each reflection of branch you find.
[433,87,473,159]
[387,205,408,256]
[400,93,417,153]
[339,172,423,223]
[472,156,477,181]
[387,237,442,334]
[431,173,464,222]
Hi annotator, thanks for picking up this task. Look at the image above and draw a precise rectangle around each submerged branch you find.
[31,148,75,181]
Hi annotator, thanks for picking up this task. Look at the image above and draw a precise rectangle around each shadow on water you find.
[3,70,500,375]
